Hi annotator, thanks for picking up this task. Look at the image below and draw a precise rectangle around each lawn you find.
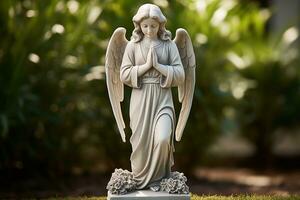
[46,195,300,200]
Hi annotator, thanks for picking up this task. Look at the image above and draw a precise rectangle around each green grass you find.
[189,195,300,200]
[45,194,300,200]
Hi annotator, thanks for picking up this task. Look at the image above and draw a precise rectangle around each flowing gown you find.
[120,39,185,189]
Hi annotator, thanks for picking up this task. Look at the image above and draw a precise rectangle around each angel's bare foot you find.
[150,185,160,192]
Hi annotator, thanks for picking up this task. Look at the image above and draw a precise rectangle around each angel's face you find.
[140,18,160,39]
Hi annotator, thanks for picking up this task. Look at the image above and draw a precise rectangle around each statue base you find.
[107,190,191,200]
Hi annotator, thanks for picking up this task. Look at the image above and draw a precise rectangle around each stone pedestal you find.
[107,190,190,200]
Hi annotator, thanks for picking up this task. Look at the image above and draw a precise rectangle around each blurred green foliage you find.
[0,0,299,177]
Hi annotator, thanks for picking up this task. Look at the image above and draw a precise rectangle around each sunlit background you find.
[0,0,299,197]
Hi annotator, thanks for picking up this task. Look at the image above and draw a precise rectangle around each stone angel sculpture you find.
[105,3,195,193]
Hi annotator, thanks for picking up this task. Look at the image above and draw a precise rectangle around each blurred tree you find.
[0,0,135,176]
[234,27,300,166]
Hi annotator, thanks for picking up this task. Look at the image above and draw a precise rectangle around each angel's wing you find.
[174,28,196,142]
[105,27,128,142]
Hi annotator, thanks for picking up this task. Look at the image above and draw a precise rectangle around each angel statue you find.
[105,3,195,195]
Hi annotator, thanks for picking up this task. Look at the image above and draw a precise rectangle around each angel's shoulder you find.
[163,39,175,45]
[128,40,138,48]
[164,40,178,51]
[121,41,136,57]
[124,40,138,52]
[160,39,172,47]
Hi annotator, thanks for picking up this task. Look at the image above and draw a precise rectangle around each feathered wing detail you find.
[105,27,128,142]
[174,28,196,142]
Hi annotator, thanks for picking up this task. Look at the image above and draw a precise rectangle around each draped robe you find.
[120,39,185,189]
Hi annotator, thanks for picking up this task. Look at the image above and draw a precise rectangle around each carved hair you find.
[131,4,171,42]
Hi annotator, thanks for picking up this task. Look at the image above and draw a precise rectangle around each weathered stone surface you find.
[107,169,189,195]
[105,3,195,195]
[107,190,191,200]
[106,169,137,195]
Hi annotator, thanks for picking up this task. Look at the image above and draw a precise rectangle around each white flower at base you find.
[160,171,189,194]
[106,168,137,195]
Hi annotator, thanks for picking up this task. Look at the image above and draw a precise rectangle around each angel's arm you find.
[120,42,141,88]
[154,42,185,88]
[152,48,168,76]
[137,65,150,77]
[120,42,153,87]
[136,46,153,76]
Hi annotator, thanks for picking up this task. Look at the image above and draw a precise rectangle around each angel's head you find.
[131,4,171,42]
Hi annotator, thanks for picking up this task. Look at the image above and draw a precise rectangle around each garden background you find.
[0,0,300,198]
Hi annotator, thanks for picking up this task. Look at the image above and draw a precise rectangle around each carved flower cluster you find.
[106,168,137,195]
[160,171,189,194]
